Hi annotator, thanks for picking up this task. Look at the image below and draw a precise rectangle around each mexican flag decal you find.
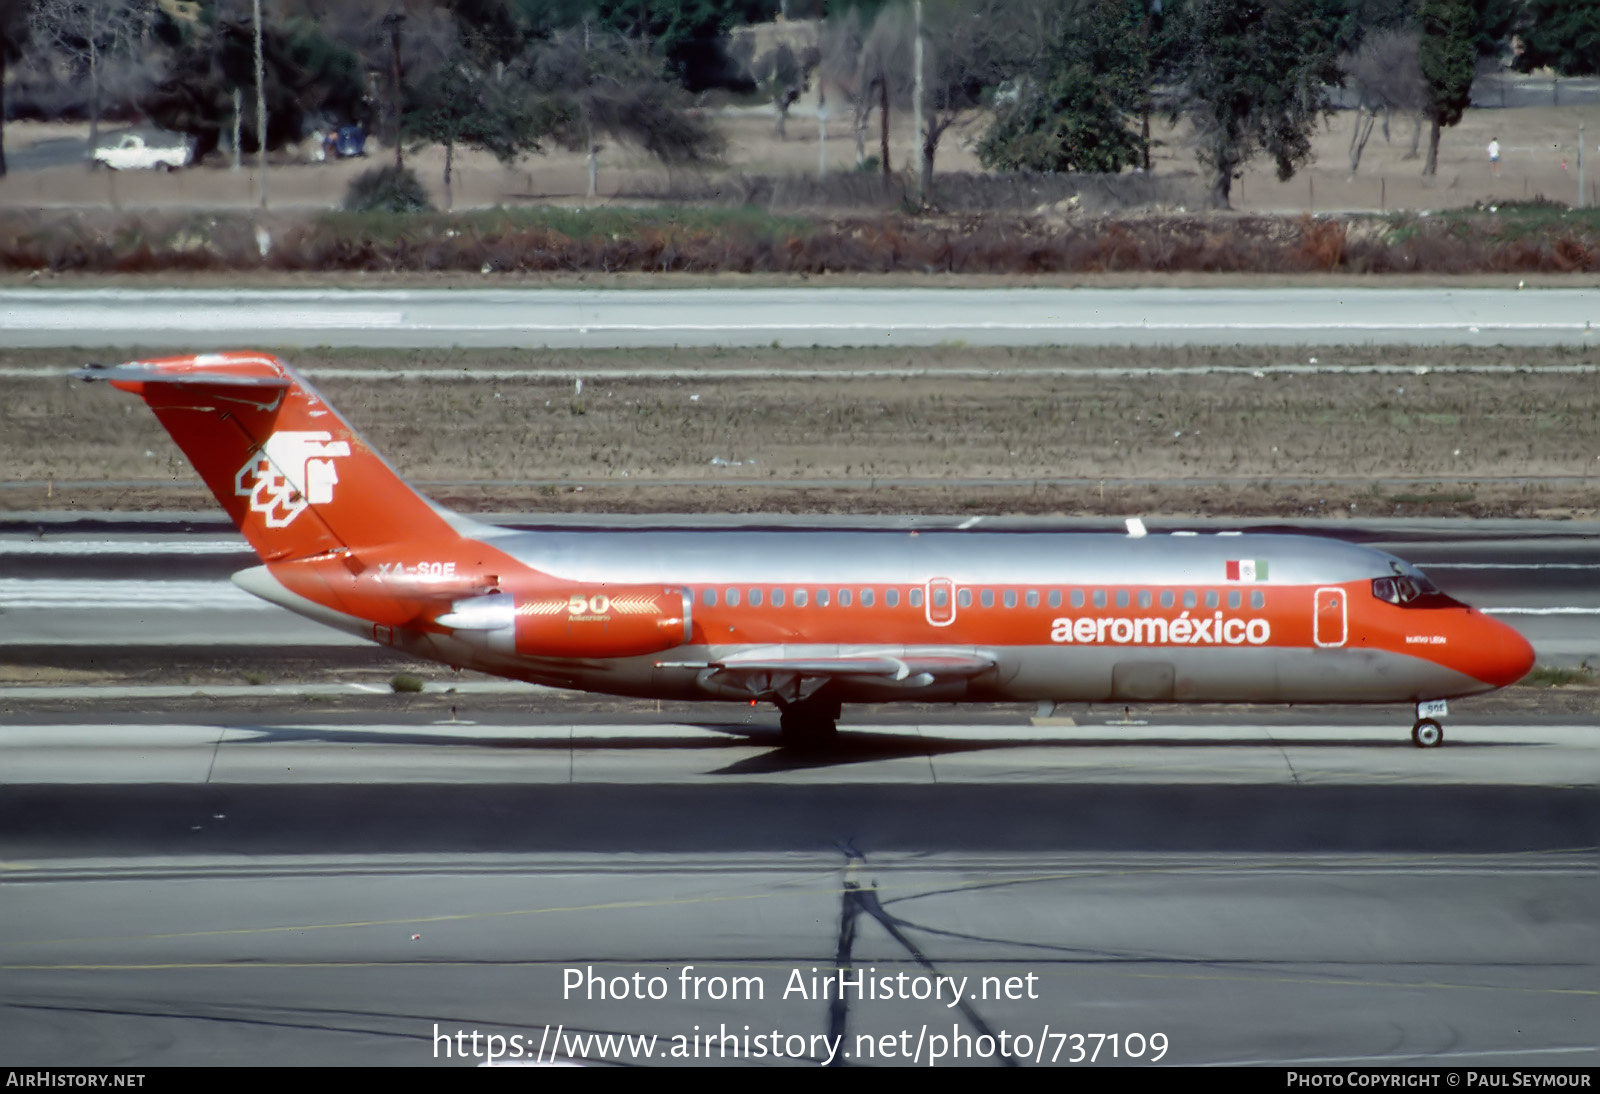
[1226,559,1268,582]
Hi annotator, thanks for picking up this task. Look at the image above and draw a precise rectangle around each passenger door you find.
[925,577,956,627]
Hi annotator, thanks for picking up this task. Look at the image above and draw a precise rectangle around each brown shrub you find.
[1,205,1596,277]
[1296,215,1348,271]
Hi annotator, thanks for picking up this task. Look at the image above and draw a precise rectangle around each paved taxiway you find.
[0,709,1595,1067]
[2,286,1597,348]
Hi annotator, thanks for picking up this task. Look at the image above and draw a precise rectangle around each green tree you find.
[1515,0,1600,77]
[0,1,34,177]
[1166,0,1340,208]
[915,0,1025,202]
[1472,0,1520,58]
[522,26,723,198]
[142,11,368,162]
[731,32,820,140]
[523,0,778,90]
[447,0,528,68]
[1417,0,1475,176]
[32,0,157,164]
[402,52,544,209]
[977,0,1145,174]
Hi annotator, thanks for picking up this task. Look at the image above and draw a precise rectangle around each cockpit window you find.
[1371,574,1458,608]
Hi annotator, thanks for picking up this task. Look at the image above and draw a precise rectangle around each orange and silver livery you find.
[76,352,1535,749]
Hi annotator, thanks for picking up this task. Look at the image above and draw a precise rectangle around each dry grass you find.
[6,344,1598,518]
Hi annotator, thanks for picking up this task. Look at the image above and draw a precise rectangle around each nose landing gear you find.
[1411,718,1444,748]
[1411,699,1448,748]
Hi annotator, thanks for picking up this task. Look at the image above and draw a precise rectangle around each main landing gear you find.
[777,694,841,750]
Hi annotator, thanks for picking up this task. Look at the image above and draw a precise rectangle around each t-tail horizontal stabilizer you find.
[77,352,461,564]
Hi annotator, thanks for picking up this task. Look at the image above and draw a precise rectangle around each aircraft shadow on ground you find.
[220,722,1524,778]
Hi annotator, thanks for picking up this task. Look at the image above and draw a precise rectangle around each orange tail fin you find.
[76,352,458,563]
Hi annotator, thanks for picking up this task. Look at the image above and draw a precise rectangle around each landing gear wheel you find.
[778,696,841,750]
[779,710,837,749]
[1411,718,1443,748]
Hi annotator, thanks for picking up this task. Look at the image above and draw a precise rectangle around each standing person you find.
[1487,137,1500,175]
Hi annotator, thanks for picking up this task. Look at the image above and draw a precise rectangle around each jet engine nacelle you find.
[438,585,691,658]
[515,585,692,657]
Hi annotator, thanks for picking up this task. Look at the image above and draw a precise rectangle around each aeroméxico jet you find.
[76,352,1536,749]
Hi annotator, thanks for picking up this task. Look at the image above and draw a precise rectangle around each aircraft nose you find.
[1471,612,1536,689]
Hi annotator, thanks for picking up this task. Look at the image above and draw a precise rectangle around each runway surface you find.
[0,709,1595,1067]
[2,286,1598,348]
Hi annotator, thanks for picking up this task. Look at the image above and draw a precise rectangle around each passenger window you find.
[794,589,808,607]
[1115,589,1129,608]
[1205,590,1219,608]
[839,589,852,606]
[957,589,972,608]
[909,589,923,607]
[862,589,875,607]
[1160,590,1174,608]
[1251,590,1265,609]
[1071,589,1085,608]
[1048,590,1061,608]
[815,589,828,607]
[1004,590,1018,608]
[726,588,740,607]
[772,588,786,607]
[1025,590,1039,608]
[701,588,717,607]
[1184,590,1197,608]
[981,589,994,608]
[885,590,898,607]
[1092,589,1106,608]
[1228,591,1241,609]
[749,589,763,607]
[1137,590,1152,608]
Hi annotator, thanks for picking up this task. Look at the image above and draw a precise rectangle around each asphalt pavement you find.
[0,710,1594,1067]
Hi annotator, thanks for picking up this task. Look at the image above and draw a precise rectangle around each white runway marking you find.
[1416,562,1600,570]
[0,539,245,556]
[0,579,270,610]
[0,308,404,330]
[1206,1044,1598,1067]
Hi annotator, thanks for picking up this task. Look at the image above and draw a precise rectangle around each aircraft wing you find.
[660,652,996,683]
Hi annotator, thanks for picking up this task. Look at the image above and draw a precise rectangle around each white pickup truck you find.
[92,133,191,171]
